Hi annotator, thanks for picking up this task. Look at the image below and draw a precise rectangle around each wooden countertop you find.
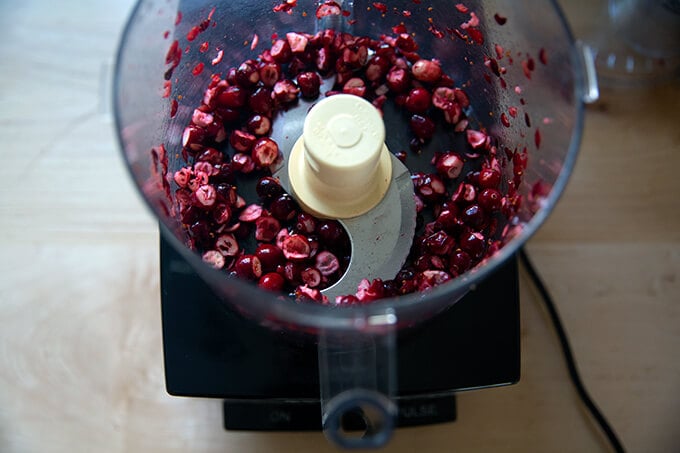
[0,1,678,452]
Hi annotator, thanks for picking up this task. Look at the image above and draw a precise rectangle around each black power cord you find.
[518,248,626,453]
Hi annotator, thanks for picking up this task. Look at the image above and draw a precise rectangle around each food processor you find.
[114,0,593,448]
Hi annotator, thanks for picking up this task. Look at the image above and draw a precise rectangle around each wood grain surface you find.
[1,1,678,452]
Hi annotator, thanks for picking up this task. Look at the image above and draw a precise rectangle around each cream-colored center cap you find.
[288,94,392,219]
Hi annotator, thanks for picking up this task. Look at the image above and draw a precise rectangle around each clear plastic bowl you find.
[114,0,587,447]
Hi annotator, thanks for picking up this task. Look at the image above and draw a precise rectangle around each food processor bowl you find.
[114,0,590,447]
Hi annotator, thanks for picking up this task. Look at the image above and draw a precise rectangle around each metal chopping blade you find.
[271,84,416,300]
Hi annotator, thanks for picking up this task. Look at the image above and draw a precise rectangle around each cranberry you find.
[234,254,262,280]
[251,137,280,167]
[259,62,281,87]
[316,220,345,244]
[449,250,472,276]
[296,72,321,98]
[295,212,317,234]
[256,176,284,200]
[295,285,328,303]
[255,216,281,242]
[416,270,451,291]
[462,204,487,229]
[259,272,285,292]
[411,59,442,83]
[238,204,263,222]
[459,231,486,258]
[286,32,309,54]
[467,129,489,150]
[478,167,501,189]
[191,109,214,128]
[230,130,256,153]
[341,46,368,69]
[478,188,502,212]
[202,250,225,269]
[215,233,239,256]
[409,115,435,140]
[335,295,359,305]
[231,153,255,174]
[284,261,304,285]
[255,176,284,200]
[212,203,232,224]
[395,33,418,52]
[236,61,260,87]
[272,79,300,104]
[435,152,465,179]
[412,173,446,202]
[271,39,293,63]
[248,87,274,115]
[423,231,455,256]
[197,148,224,165]
[282,234,312,260]
[247,115,272,136]
[255,243,285,272]
[405,88,432,113]
[386,67,410,93]
[301,267,322,288]
[365,55,390,82]
[194,184,217,208]
[343,77,366,97]
[315,251,340,276]
[173,168,192,187]
[315,46,333,73]
[182,126,205,150]
[356,278,385,302]
[270,194,298,221]
[432,87,456,111]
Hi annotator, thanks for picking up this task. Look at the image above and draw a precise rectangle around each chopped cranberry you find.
[301,267,322,288]
[435,152,465,179]
[342,78,367,97]
[459,231,486,258]
[315,251,340,276]
[235,61,260,87]
[255,216,281,242]
[417,270,451,290]
[231,153,256,174]
[212,203,232,224]
[424,230,455,256]
[234,254,262,280]
[409,115,436,140]
[286,32,309,54]
[271,39,293,63]
[239,204,263,222]
[173,168,192,187]
[230,130,256,153]
[270,194,298,221]
[259,272,285,292]
[295,285,328,303]
[462,204,487,229]
[215,233,239,256]
[365,55,390,82]
[316,220,345,244]
[386,67,410,93]
[255,243,285,272]
[191,109,214,128]
[272,79,300,104]
[259,62,281,87]
[256,176,285,200]
[251,137,280,167]
[182,126,205,150]
[411,59,442,83]
[194,184,217,208]
[295,212,317,234]
[405,87,432,113]
[356,278,385,302]
[478,167,501,189]
[248,87,274,115]
[202,250,225,269]
[449,250,472,276]
[296,72,321,98]
[247,115,272,136]
[281,234,311,260]
[466,129,488,149]
[478,188,502,212]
